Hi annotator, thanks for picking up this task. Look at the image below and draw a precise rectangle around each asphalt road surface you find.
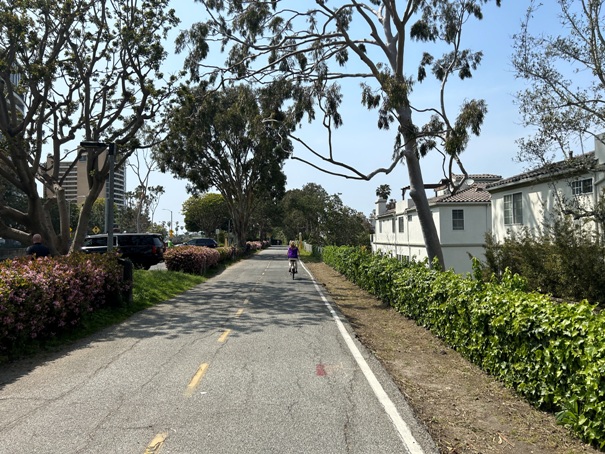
[0,247,437,453]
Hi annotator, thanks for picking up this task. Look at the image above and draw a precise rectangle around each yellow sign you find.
[92,226,100,234]
[169,230,174,238]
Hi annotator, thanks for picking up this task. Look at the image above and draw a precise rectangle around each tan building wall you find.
[46,151,126,206]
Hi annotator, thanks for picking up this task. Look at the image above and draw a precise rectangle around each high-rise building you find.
[46,151,126,206]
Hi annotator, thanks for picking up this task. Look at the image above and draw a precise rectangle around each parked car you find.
[182,237,218,248]
[81,233,165,270]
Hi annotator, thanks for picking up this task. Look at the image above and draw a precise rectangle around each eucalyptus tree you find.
[120,185,164,233]
[0,0,180,254]
[178,0,501,268]
[127,146,165,233]
[155,83,292,247]
[512,0,605,223]
[513,0,605,165]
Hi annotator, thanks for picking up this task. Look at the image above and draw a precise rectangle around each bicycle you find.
[289,259,298,279]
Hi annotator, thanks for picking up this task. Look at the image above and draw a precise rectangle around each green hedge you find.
[322,246,605,449]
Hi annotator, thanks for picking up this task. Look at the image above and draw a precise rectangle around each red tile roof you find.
[430,183,492,204]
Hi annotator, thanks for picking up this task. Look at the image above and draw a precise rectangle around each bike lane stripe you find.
[301,261,426,454]
[185,363,209,397]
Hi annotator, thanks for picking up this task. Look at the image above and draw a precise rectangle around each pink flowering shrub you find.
[0,252,129,353]
[246,240,270,251]
[246,241,263,251]
[164,246,221,275]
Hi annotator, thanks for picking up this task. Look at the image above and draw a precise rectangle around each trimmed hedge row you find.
[322,246,605,449]
[0,253,129,354]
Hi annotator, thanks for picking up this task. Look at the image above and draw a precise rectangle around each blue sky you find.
[149,1,555,230]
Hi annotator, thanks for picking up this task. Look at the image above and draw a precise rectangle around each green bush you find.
[482,219,605,306]
[323,245,605,449]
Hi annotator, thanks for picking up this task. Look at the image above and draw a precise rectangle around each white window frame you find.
[398,216,404,233]
[504,192,523,225]
[571,178,593,195]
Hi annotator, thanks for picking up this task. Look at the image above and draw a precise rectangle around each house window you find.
[392,218,396,233]
[452,209,464,230]
[379,220,382,233]
[571,178,593,195]
[407,214,413,222]
[398,216,404,233]
[504,193,523,225]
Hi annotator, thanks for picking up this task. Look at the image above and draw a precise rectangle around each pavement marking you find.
[301,261,426,454]
[218,328,232,343]
[235,308,244,317]
[143,432,168,453]
[185,363,209,397]
[316,364,327,376]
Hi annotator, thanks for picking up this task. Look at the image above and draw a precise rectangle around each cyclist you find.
[287,241,299,274]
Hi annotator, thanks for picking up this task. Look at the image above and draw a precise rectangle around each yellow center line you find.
[218,329,232,343]
[185,363,209,397]
[235,308,244,317]
[144,432,168,454]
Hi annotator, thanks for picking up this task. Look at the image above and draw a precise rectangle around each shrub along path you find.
[304,261,598,454]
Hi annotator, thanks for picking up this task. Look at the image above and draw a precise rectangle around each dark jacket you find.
[26,243,51,258]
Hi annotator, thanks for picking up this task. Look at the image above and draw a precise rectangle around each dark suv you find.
[183,238,218,248]
[82,233,165,269]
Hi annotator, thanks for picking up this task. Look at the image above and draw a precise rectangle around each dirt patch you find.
[304,261,599,454]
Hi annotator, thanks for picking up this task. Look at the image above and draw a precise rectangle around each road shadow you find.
[0,248,331,388]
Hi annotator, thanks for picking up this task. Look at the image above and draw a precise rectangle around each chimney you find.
[376,197,387,216]
[596,133,605,165]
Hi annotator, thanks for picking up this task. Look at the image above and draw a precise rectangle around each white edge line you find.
[300,261,425,454]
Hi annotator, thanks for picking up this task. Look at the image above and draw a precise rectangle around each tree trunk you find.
[404,148,445,269]
[397,104,445,269]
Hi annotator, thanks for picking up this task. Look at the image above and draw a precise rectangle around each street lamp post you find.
[163,208,173,238]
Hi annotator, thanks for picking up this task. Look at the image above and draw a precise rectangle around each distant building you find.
[45,150,126,206]
[372,174,502,274]
[371,135,605,274]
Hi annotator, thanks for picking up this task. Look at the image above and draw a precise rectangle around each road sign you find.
[92,226,100,234]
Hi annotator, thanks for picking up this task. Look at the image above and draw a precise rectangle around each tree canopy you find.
[182,193,230,236]
[155,83,292,246]
[0,0,180,254]
[178,0,501,268]
[513,0,605,165]
[280,183,371,247]
[512,0,605,223]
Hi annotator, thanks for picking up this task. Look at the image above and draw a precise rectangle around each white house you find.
[487,138,605,242]
[372,174,501,274]
[371,136,605,274]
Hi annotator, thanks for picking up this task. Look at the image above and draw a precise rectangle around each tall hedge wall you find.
[322,246,605,449]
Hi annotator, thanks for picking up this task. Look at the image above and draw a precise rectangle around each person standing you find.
[26,233,51,258]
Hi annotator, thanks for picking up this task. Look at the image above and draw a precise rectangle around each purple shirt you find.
[287,246,299,259]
